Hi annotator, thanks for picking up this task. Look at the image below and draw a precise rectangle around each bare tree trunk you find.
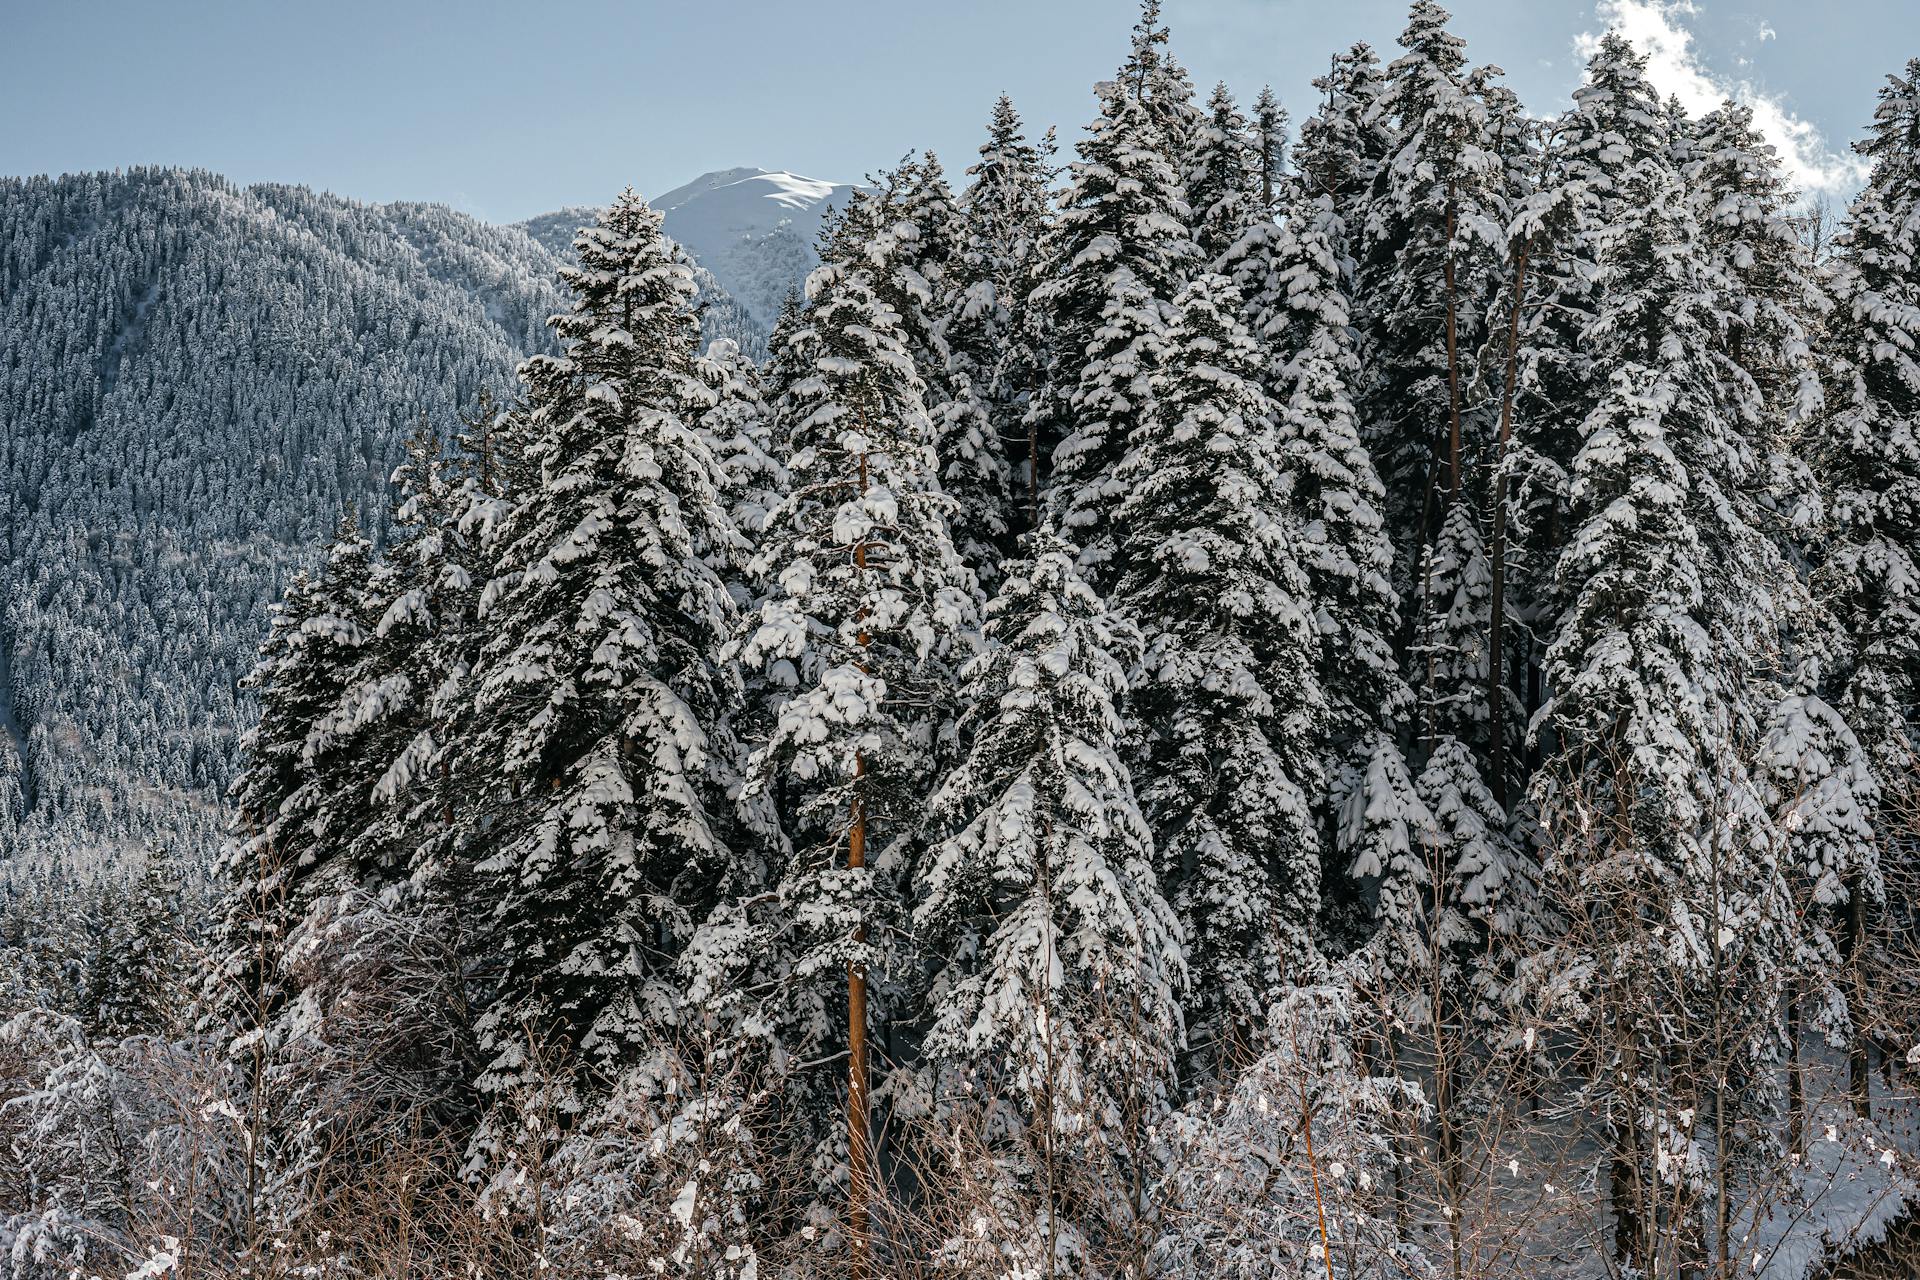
[1787,982,1806,1156]
[847,770,871,1279]
[848,448,874,1279]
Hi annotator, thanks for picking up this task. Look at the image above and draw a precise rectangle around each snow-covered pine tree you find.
[1757,691,1881,1034]
[1808,59,1920,1113]
[458,190,748,1121]
[949,95,1055,544]
[1813,58,1920,826]
[1686,102,1823,443]
[307,423,486,904]
[1029,75,1193,588]
[694,336,784,607]
[1487,35,1668,809]
[1536,104,1798,1271]
[1187,83,1260,271]
[1112,271,1326,1075]
[1121,0,1204,196]
[1411,499,1500,756]
[836,155,1013,590]
[1357,1,1507,603]
[1264,189,1423,951]
[738,252,979,1262]
[91,844,189,1038]
[916,528,1183,1274]
[1250,86,1288,214]
[1295,42,1393,269]
[214,511,375,1035]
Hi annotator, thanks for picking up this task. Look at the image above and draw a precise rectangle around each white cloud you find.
[1577,0,1868,196]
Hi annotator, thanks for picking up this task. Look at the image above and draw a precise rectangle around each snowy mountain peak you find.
[651,167,853,223]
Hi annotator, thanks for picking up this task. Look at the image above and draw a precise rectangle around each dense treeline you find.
[3,4,1919,1278]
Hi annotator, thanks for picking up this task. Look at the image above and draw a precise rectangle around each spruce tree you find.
[1807,59,1920,1114]
[215,511,375,1036]
[459,190,748,1115]
[1030,76,1193,587]
[694,335,784,605]
[1357,1,1507,597]
[1112,272,1326,1073]
[1186,83,1260,271]
[949,95,1055,543]
[1295,42,1393,266]
[1537,106,1797,1270]
[739,253,979,1259]
[1813,59,1920,815]
[1266,190,1423,948]
[917,529,1183,1268]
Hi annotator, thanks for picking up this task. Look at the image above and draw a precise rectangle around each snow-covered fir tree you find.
[1294,42,1393,262]
[1112,271,1327,1074]
[948,95,1056,543]
[1814,58,1920,819]
[736,249,979,1251]
[1186,83,1261,271]
[917,528,1184,1274]
[457,191,749,1121]
[1030,75,1193,586]
[1262,189,1423,949]
[1535,104,1800,1270]
[694,336,785,603]
[1357,0,1507,596]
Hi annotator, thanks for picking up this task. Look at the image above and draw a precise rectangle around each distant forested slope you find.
[0,168,564,873]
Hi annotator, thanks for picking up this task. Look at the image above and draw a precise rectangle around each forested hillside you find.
[0,169,564,879]
[1,3,1918,1278]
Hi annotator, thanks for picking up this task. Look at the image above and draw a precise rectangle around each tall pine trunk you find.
[1846,873,1872,1118]
[1487,234,1532,809]
[848,449,874,1277]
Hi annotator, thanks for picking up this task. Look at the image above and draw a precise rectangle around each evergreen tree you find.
[1121,0,1204,187]
[1187,83,1260,271]
[1295,42,1393,265]
[739,253,979,1255]
[950,96,1055,545]
[1249,86,1289,213]
[1813,58,1920,816]
[1030,77,1193,586]
[214,512,375,1036]
[1266,190,1423,947]
[98,845,189,1038]
[1807,59,1920,1113]
[459,190,748,1115]
[694,335,785,605]
[1112,272,1326,1073]
[1357,1,1507,598]
[1536,107,1797,1270]
[917,529,1183,1270]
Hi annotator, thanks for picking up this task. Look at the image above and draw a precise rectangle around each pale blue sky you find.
[1,0,1909,222]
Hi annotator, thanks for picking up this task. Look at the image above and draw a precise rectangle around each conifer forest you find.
[3,3,1920,1277]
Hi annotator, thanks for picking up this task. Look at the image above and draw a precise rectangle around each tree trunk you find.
[847,771,871,1278]
[1443,193,1463,501]
[848,448,874,1277]
[1847,874,1872,1119]
[1487,235,1532,811]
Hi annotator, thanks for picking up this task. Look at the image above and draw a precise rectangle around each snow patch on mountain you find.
[516,168,858,342]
